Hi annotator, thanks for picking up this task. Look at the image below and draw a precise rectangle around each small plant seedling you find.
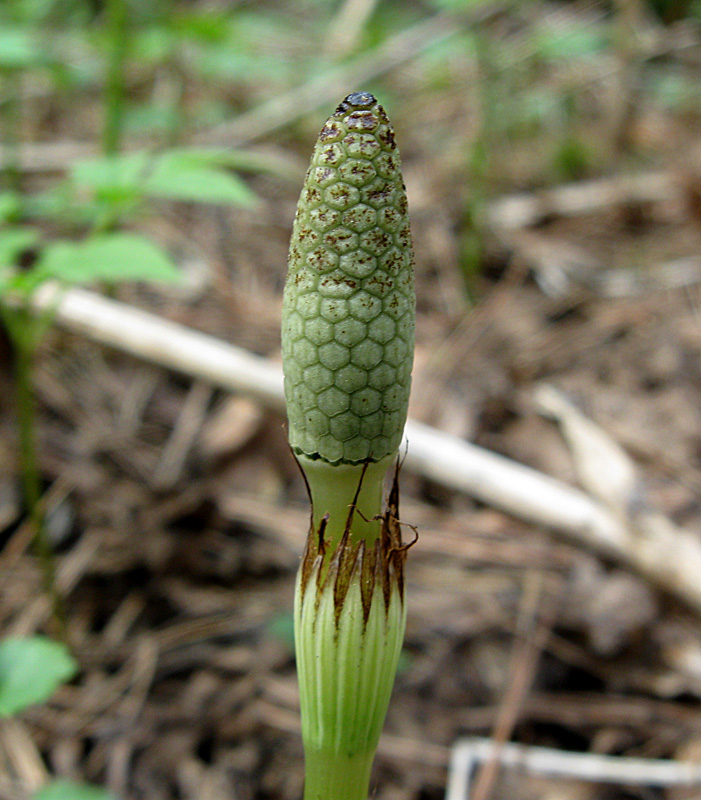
[0,222,182,622]
[1,110,261,623]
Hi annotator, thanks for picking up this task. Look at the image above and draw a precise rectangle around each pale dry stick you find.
[447,737,701,800]
[0,718,49,797]
[0,142,303,181]
[594,255,701,298]
[194,13,463,147]
[32,284,287,412]
[486,169,681,231]
[0,140,98,173]
[534,383,638,516]
[507,234,701,299]
[28,283,701,613]
[325,0,380,57]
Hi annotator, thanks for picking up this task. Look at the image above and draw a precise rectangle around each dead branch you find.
[486,170,681,231]
[448,737,701,800]
[29,283,701,614]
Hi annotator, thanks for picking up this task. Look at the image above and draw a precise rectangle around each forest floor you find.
[1,4,701,800]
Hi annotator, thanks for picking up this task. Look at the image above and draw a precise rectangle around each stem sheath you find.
[298,453,393,548]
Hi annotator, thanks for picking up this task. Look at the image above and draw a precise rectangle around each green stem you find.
[103,0,128,156]
[297,454,394,548]
[302,748,374,800]
[11,312,66,632]
[461,26,498,301]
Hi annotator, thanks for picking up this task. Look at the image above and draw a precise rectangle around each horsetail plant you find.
[282,92,415,800]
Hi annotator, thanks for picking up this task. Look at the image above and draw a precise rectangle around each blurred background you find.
[1,1,701,799]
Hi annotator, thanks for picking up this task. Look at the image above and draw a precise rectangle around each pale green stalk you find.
[282,91,415,800]
[297,454,392,547]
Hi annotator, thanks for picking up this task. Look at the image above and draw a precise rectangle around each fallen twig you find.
[29,283,701,613]
[486,170,680,231]
[447,737,701,800]
[0,141,97,173]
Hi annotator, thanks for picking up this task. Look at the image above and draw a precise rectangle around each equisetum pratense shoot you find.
[281,91,416,800]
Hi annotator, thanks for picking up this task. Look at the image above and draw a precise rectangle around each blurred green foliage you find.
[0,636,116,799]
[0,7,267,746]
[0,1,699,796]
[33,782,117,800]
[0,636,76,717]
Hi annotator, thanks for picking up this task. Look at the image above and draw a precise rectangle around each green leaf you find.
[36,233,180,285]
[0,227,44,299]
[0,192,22,223]
[145,153,259,207]
[0,637,77,717]
[71,152,149,201]
[0,28,45,69]
[426,0,495,10]
[33,780,117,800]
[0,228,39,267]
[534,26,606,61]
[172,8,231,42]
[72,150,259,208]
[23,183,77,223]
[132,26,178,64]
